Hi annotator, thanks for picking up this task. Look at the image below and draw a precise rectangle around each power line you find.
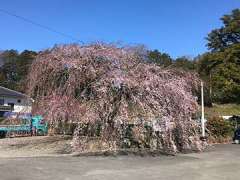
[0,8,83,43]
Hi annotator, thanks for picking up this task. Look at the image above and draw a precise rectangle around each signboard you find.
[0,105,12,111]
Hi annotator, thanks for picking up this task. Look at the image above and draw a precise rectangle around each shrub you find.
[206,116,234,142]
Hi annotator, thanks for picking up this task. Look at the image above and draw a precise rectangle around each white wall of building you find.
[0,96,32,113]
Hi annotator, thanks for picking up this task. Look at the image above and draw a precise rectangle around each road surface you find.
[0,144,239,180]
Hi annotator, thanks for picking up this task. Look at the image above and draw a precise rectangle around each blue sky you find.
[0,0,239,58]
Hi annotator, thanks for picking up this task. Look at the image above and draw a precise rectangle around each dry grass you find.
[205,104,240,117]
[0,136,72,157]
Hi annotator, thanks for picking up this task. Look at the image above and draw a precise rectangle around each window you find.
[0,99,4,105]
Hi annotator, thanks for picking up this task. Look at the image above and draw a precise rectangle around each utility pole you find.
[201,81,205,137]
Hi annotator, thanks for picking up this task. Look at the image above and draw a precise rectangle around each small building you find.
[0,86,32,117]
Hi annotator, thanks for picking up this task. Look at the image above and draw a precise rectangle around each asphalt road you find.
[0,144,239,180]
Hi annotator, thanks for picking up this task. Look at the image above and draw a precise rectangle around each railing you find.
[0,105,12,111]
